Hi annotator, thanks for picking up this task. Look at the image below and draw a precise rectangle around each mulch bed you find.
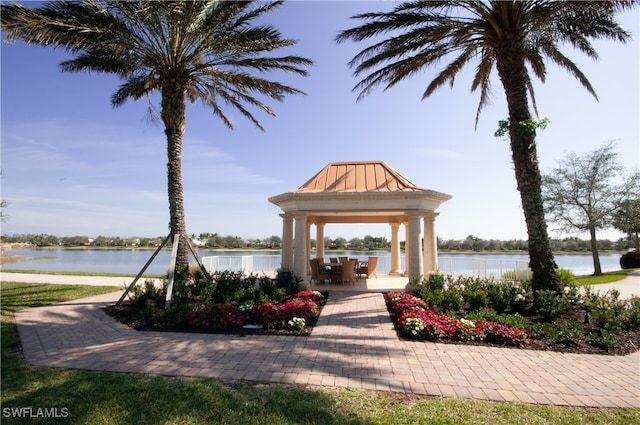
[386,300,640,356]
[104,291,329,337]
[105,292,640,355]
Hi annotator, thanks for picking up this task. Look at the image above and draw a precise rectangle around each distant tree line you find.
[438,235,635,253]
[1,233,636,253]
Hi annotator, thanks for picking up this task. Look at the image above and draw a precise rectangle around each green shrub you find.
[210,270,245,303]
[487,282,515,314]
[440,289,463,313]
[421,289,444,309]
[426,272,446,291]
[557,268,576,285]
[275,269,303,295]
[563,281,582,305]
[625,296,640,329]
[189,264,207,281]
[535,289,567,321]
[453,276,489,292]
[462,310,530,329]
[510,280,533,312]
[464,289,487,311]
[158,304,193,325]
[585,290,625,331]
[127,279,166,308]
[552,320,584,346]
[589,330,618,350]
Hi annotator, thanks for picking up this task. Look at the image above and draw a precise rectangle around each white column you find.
[403,221,409,276]
[281,213,294,270]
[316,223,325,261]
[306,221,312,276]
[293,212,309,286]
[389,223,402,275]
[407,212,424,281]
[423,213,438,273]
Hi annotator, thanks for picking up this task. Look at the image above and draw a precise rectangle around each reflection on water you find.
[1,248,624,277]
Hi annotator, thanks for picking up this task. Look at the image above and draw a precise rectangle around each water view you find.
[1,248,624,277]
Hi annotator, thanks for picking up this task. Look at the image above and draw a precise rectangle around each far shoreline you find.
[1,244,627,256]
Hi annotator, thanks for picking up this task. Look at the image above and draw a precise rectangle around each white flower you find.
[288,317,306,330]
[405,317,425,335]
[460,318,475,328]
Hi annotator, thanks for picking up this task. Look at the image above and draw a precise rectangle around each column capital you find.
[422,212,439,221]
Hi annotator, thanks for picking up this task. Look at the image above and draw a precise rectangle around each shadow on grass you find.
[2,369,365,425]
[1,321,369,425]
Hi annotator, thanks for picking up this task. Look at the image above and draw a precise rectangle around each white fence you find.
[201,255,531,280]
[201,255,282,275]
[438,257,531,280]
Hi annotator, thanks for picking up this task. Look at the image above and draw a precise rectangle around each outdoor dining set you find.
[309,256,378,285]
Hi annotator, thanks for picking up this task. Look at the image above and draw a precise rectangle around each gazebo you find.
[268,161,452,284]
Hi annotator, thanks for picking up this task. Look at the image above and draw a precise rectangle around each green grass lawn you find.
[0,269,163,278]
[575,268,638,285]
[1,281,639,424]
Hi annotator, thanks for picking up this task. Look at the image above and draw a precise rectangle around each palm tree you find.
[2,1,312,283]
[336,0,635,297]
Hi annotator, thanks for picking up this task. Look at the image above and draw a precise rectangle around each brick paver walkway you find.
[14,291,640,408]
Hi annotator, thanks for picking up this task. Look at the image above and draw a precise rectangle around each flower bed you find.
[386,292,527,346]
[105,289,328,336]
[184,289,324,331]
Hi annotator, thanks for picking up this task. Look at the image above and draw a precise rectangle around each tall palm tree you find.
[2,0,312,283]
[336,0,635,297]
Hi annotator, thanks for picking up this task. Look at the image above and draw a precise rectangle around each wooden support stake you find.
[186,237,212,280]
[117,233,172,305]
[164,233,180,310]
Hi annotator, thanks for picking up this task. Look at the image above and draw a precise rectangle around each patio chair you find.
[356,256,378,278]
[332,258,357,285]
[309,259,331,284]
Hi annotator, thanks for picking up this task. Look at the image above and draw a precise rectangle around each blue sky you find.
[1,1,638,242]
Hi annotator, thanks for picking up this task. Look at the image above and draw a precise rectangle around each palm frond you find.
[111,75,159,107]
[338,0,636,125]
[1,0,312,131]
[471,50,495,128]
[539,41,599,100]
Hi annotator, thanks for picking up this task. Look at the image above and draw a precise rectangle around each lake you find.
[0,248,624,277]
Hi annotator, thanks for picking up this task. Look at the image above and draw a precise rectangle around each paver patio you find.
[12,289,640,408]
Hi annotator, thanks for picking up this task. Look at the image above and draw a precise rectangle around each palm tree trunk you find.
[161,83,190,283]
[589,226,603,275]
[496,42,561,297]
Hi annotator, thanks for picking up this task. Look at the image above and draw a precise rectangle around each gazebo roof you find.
[295,161,423,193]
[269,161,451,224]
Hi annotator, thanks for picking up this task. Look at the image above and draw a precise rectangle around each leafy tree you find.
[31,234,59,247]
[222,235,243,249]
[267,235,282,249]
[612,199,640,250]
[542,142,640,275]
[1,1,312,283]
[349,237,365,250]
[60,236,90,246]
[333,237,348,250]
[336,0,635,296]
